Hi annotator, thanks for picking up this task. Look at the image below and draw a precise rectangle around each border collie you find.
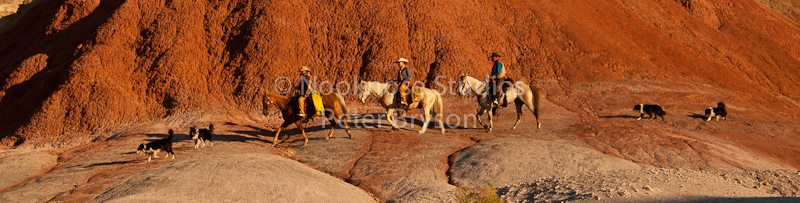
[633,104,666,120]
[190,124,214,149]
[704,102,727,122]
[137,129,175,162]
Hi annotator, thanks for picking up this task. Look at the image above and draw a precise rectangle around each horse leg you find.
[512,100,524,129]
[337,110,353,138]
[296,121,308,146]
[487,107,494,132]
[386,108,399,131]
[476,106,487,128]
[524,99,541,129]
[418,107,432,134]
[325,113,336,140]
[272,126,284,147]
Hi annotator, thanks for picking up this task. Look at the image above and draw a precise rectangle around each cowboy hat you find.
[299,66,312,72]
[395,58,410,63]
[490,52,502,57]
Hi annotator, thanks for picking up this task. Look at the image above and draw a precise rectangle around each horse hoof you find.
[418,130,425,134]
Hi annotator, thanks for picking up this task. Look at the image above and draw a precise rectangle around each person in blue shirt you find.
[394,58,413,108]
[488,52,507,106]
[296,66,313,118]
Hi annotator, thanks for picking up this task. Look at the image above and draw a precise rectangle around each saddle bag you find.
[412,86,423,102]
[311,91,324,115]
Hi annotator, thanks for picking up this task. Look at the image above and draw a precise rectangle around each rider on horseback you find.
[393,58,413,109]
[488,52,508,107]
[295,66,314,118]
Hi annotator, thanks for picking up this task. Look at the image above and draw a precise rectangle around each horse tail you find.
[435,93,444,118]
[335,93,349,115]
[532,85,540,119]
[434,92,445,133]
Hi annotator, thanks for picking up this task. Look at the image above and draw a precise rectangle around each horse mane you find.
[463,75,486,93]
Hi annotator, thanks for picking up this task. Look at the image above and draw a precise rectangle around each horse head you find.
[262,95,273,117]
[457,74,470,96]
[357,81,370,103]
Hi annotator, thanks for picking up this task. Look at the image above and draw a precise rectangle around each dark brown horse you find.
[262,93,352,146]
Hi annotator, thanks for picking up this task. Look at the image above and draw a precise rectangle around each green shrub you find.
[455,185,505,203]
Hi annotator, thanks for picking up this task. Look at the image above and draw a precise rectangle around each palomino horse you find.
[457,74,541,132]
[262,93,352,146]
[357,81,445,134]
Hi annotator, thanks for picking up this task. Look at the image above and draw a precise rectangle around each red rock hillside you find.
[1,0,800,149]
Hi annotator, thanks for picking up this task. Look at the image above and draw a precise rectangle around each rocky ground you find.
[1,95,799,202]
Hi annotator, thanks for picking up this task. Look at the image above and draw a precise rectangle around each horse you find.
[357,81,445,134]
[262,93,352,146]
[457,74,541,132]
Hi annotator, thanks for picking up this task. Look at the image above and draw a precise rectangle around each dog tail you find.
[168,129,174,140]
[208,124,214,141]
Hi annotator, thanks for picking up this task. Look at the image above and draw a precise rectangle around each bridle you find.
[459,76,471,95]
[264,96,291,113]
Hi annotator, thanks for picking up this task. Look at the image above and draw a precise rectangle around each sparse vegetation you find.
[455,185,504,203]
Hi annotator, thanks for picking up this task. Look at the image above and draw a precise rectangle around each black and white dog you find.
[137,129,175,162]
[704,102,727,122]
[190,124,214,149]
[633,104,666,120]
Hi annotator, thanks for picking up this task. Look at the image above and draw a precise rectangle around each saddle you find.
[499,77,514,93]
[411,86,422,103]
[288,92,324,120]
[496,77,515,107]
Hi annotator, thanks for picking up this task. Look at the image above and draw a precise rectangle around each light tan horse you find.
[357,81,445,134]
[262,93,352,146]
[457,74,541,132]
